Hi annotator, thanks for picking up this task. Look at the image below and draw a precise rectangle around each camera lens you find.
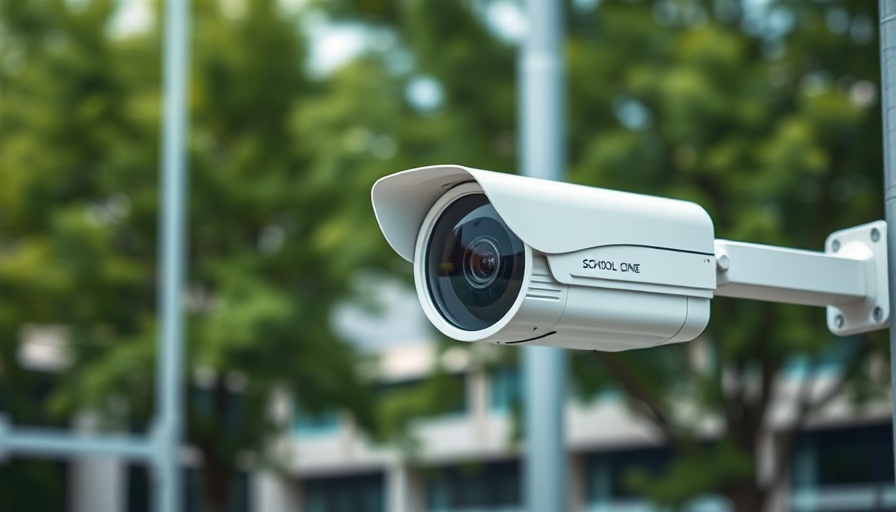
[425,193,525,331]
[464,237,501,288]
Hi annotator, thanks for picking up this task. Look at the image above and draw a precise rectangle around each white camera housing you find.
[371,164,717,351]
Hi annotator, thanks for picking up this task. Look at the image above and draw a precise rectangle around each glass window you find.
[791,423,896,512]
[489,362,619,413]
[794,423,894,487]
[489,366,522,413]
[376,375,468,417]
[785,336,864,377]
[0,460,68,512]
[425,460,522,511]
[586,446,672,503]
[126,465,250,512]
[303,472,385,512]
[585,446,727,511]
[192,386,246,432]
[293,407,340,437]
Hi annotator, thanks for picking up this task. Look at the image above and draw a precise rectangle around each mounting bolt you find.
[874,306,884,323]
[872,228,881,243]
[716,253,730,272]
[834,314,845,329]
[831,240,841,252]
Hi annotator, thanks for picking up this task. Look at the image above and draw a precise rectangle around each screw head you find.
[834,314,845,329]
[874,307,884,323]
[832,240,841,252]
[872,228,881,243]
[717,254,731,271]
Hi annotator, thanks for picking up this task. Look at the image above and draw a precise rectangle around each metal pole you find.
[0,428,153,461]
[879,0,896,481]
[152,0,190,510]
[520,0,568,509]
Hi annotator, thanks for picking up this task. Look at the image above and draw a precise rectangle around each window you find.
[586,446,672,504]
[126,466,250,512]
[791,423,896,511]
[193,387,245,432]
[0,460,68,512]
[293,407,340,437]
[585,446,727,511]
[303,472,384,512]
[489,362,619,413]
[426,460,522,511]
[376,375,468,418]
[785,337,864,377]
[489,366,522,413]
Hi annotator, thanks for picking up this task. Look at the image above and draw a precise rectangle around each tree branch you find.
[591,351,684,446]
[771,337,871,484]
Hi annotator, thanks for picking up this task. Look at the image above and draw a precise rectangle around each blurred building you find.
[8,327,896,511]
[252,341,896,512]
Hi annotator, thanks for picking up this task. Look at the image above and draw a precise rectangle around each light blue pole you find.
[153,0,191,511]
[878,0,896,482]
[0,424,153,461]
[520,0,568,510]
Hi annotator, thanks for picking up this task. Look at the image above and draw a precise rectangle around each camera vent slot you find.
[526,257,562,301]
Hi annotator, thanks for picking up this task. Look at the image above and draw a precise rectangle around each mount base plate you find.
[825,220,890,336]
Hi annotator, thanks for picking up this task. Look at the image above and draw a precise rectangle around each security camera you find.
[371,164,717,351]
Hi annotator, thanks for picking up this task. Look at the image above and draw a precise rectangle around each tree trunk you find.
[200,448,233,512]
[725,483,766,512]
[200,377,234,512]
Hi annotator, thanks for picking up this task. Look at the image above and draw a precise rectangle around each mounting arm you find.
[714,220,889,336]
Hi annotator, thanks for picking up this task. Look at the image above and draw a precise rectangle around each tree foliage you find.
[0,1,389,510]
[565,1,885,509]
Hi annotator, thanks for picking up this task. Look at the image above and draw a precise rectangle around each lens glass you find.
[425,193,525,331]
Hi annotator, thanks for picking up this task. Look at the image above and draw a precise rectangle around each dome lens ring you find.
[424,192,526,331]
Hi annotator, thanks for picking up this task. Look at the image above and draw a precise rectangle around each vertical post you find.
[880,0,896,482]
[519,0,567,510]
[153,0,191,510]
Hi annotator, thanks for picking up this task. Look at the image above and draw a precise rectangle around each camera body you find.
[371,165,716,351]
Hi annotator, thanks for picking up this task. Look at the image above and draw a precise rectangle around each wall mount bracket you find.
[715,220,889,336]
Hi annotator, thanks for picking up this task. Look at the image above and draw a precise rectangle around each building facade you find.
[253,342,896,512]
[7,330,894,511]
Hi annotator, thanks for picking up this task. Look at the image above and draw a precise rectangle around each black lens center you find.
[465,237,501,288]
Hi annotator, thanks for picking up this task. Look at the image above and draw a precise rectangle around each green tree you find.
[567,1,885,510]
[0,1,142,508]
[0,1,388,510]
